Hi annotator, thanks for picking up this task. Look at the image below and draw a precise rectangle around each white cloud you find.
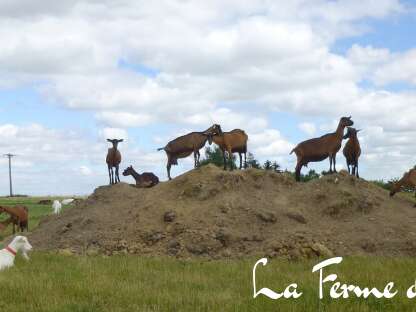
[373,49,416,85]
[97,111,153,128]
[0,0,414,189]
[250,129,294,158]
[79,165,93,176]
[99,127,128,140]
[298,122,316,136]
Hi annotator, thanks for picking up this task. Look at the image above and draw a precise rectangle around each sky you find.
[0,0,415,195]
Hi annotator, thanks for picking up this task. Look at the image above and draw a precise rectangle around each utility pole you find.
[3,154,16,197]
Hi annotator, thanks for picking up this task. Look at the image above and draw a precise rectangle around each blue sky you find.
[0,0,415,195]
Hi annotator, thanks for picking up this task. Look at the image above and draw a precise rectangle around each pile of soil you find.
[29,164,416,259]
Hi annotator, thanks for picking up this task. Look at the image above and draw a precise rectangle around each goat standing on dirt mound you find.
[290,116,354,181]
[343,127,361,178]
[208,125,248,170]
[0,205,28,233]
[106,139,123,185]
[390,169,416,206]
[123,166,159,188]
[157,125,219,180]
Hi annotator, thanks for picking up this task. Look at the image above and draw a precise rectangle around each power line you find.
[3,154,16,197]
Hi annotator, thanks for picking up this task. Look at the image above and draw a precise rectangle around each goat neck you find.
[335,122,347,139]
[130,167,142,180]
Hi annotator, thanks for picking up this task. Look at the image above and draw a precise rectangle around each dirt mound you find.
[29,165,416,259]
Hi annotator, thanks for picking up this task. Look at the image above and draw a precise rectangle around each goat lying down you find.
[123,166,159,188]
[0,236,32,271]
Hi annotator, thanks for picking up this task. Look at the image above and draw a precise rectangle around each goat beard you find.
[21,251,30,261]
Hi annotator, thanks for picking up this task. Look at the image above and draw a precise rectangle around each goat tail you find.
[157,147,165,151]
[290,148,295,155]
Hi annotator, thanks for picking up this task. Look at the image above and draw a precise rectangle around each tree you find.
[302,169,320,182]
[246,152,261,169]
[263,160,282,172]
[263,160,272,170]
[199,146,236,169]
[271,161,281,172]
[288,169,320,182]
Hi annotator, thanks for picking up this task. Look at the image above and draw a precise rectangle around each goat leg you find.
[329,156,333,173]
[193,151,198,168]
[167,163,172,180]
[295,162,302,182]
[333,156,337,173]
[115,165,120,183]
[355,161,359,178]
[108,166,112,185]
[229,154,233,171]
[196,150,201,167]
[239,153,242,170]
[222,150,227,170]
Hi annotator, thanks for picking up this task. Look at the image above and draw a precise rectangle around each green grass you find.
[2,255,416,311]
[1,197,416,311]
[0,196,73,239]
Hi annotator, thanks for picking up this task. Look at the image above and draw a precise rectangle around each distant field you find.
[0,196,73,240]
[1,197,416,311]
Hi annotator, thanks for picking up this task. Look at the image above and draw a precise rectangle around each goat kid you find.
[123,166,159,188]
[0,236,32,271]
[291,116,353,181]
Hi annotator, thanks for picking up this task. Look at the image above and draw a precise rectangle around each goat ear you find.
[348,116,352,119]
[118,139,124,142]
[357,129,362,133]
[107,139,111,142]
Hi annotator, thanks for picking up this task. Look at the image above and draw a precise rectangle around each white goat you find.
[61,198,75,205]
[52,200,62,214]
[0,236,32,270]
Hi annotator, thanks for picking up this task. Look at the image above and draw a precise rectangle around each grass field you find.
[0,196,72,240]
[1,197,416,311]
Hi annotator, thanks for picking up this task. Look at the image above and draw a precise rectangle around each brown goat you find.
[106,139,123,185]
[157,125,219,180]
[208,125,248,170]
[343,127,361,178]
[0,205,28,233]
[122,166,159,188]
[390,169,416,206]
[291,116,354,181]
